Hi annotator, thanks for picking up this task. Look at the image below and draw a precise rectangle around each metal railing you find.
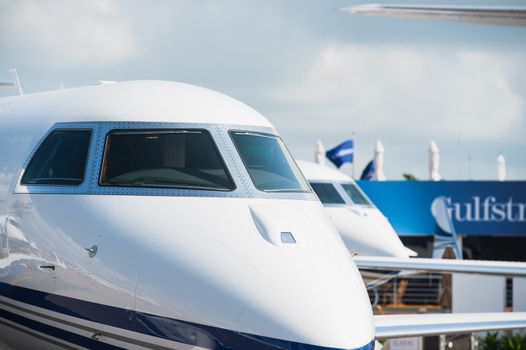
[368,273,444,308]
[369,274,514,311]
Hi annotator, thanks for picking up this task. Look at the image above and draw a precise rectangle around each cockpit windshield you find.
[341,183,373,206]
[100,129,236,191]
[310,183,346,205]
[230,131,310,193]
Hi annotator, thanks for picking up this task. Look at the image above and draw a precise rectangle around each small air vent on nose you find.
[281,232,296,244]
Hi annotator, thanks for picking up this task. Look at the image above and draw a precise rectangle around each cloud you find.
[0,0,524,179]
[271,43,525,142]
[0,0,138,69]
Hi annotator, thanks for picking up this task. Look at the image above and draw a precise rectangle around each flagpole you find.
[352,131,356,180]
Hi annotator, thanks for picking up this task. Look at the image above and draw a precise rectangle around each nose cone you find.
[236,202,375,349]
[237,258,375,349]
[134,197,375,349]
[328,206,410,258]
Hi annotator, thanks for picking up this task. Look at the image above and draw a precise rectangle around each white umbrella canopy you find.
[497,153,506,181]
[315,140,326,165]
[429,140,442,181]
[373,140,386,181]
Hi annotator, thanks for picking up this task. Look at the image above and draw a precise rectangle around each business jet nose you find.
[235,203,375,349]
[330,207,410,258]
[134,198,375,349]
[235,246,375,349]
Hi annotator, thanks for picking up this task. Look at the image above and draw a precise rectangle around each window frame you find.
[20,128,93,187]
[98,128,237,192]
[14,121,317,200]
[228,130,311,194]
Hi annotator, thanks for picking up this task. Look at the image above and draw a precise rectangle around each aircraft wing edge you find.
[354,256,526,277]
[341,4,526,27]
[374,312,526,339]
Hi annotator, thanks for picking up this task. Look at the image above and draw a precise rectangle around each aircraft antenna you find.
[9,68,23,96]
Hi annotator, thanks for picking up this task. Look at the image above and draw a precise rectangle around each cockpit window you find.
[341,183,373,206]
[100,129,235,191]
[21,129,91,186]
[230,131,310,193]
[310,183,346,205]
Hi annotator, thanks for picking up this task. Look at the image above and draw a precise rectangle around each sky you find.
[0,0,525,180]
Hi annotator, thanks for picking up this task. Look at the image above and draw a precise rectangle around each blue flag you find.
[360,160,375,180]
[326,140,354,168]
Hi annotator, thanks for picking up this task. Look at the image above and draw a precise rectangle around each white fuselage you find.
[297,160,413,259]
[0,81,374,350]
[297,161,415,288]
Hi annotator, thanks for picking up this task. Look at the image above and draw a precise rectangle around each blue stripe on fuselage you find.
[0,282,374,350]
[0,306,125,350]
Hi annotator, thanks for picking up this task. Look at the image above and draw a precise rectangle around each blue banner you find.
[357,181,526,236]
